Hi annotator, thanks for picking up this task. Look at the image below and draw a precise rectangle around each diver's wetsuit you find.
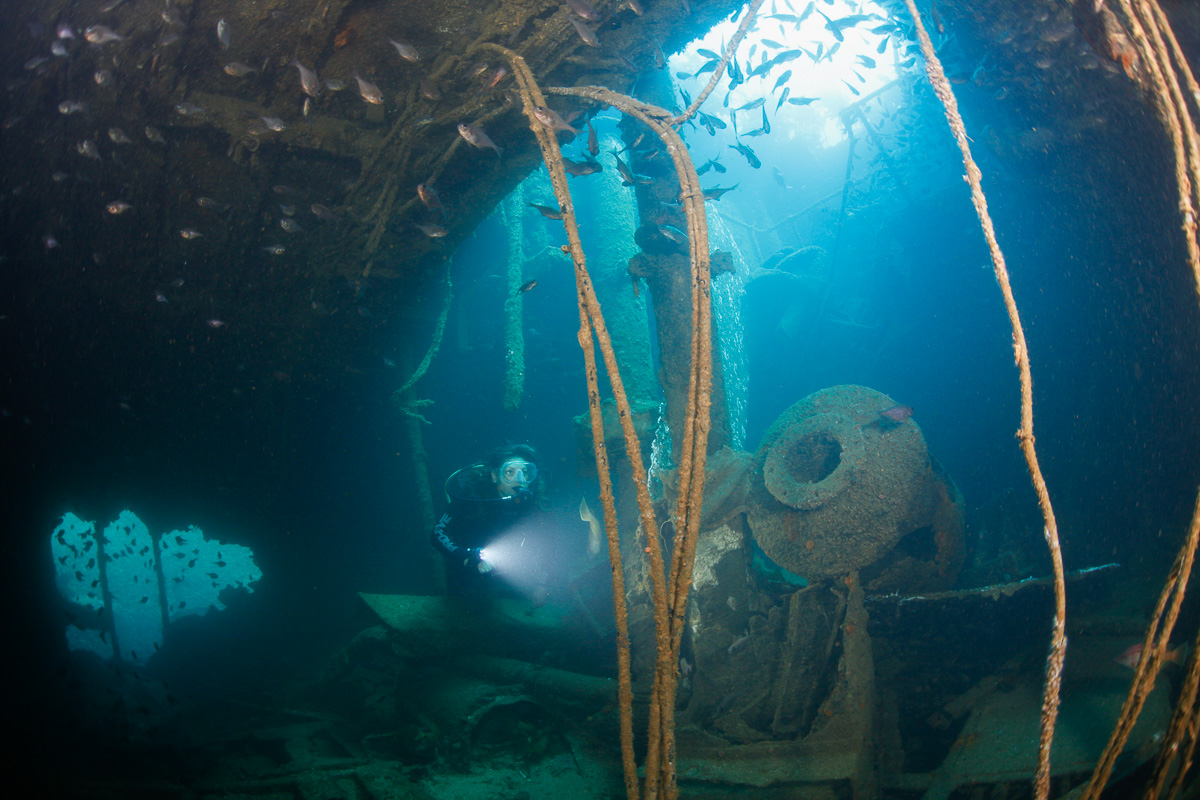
[431,465,540,597]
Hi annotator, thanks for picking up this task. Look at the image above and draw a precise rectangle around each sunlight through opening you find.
[670,0,906,148]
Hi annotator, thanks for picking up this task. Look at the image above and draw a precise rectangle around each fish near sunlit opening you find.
[673,0,901,145]
[51,510,261,665]
[669,0,908,208]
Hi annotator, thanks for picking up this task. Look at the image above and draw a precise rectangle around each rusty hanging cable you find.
[1146,573,1200,800]
[900,2,1066,798]
[548,82,715,800]
[480,45,664,800]
[480,44,718,798]
[1080,2,1200,795]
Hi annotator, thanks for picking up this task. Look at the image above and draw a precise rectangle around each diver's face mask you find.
[495,459,537,499]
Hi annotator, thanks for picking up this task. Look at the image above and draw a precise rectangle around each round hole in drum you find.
[785,433,842,484]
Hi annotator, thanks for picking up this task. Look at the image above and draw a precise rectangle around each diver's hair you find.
[483,443,540,471]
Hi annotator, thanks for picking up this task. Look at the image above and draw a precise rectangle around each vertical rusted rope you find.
[1080,531,1200,800]
[550,83,715,800]
[900,3,1066,798]
[1159,635,1200,800]
[1131,0,1200,289]
[1147,557,1200,800]
[486,0,741,787]
[480,45,668,800]
[1080,2,1200,796]
[661,132,712,800]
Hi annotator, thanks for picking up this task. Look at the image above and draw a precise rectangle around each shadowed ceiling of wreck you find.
[0,0,738,323]
[0,0,1195,375]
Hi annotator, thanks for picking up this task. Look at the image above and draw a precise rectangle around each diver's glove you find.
[464,548,495,575]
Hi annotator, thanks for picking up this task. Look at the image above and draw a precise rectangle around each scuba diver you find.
[431,444,547,598]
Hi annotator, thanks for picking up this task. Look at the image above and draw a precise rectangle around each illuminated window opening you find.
[669,0,906,149]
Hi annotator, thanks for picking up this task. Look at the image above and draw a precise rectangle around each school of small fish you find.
[5,0,1094,335]
[669,0,928,173]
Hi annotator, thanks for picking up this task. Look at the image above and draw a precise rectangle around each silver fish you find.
[280,218,303,233]
[388,38,420,62]
[579,497,603,556]
[144,126,166,144]
[702,183,738,201]
[657,224,688,245]
[217,19,231,50]
[76,140,101,160]
[563,156,602,176]
[414,222,447,237]
[417,184,444,214]
[1040,16,1075,43]
[565,0,600,21]
[353,73,384,105]
[106,200,132,214]
[93,69,113,86]
[311,204,340,222]
[175,102,205,116]
[419,77,441,100]
[58,101,86,114]
[569,17,599,47]
[107,127,131,144]
[457,122,502,157]
[290,60,320,98]
[259,116,287,132]
[84,25,123,45]
[533,106,579,135]
[223,62,258,77]
[51,41,68,57]
[528,202,562,219]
